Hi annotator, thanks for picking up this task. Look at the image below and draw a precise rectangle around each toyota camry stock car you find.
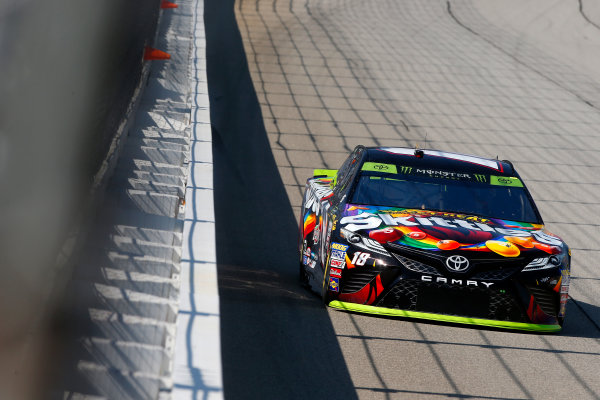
[298,146,570,332]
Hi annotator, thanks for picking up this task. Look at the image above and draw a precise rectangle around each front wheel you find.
[299,261,309,287]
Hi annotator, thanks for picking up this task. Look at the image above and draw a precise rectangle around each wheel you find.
[320,252,334,305]
[299,261,309,287]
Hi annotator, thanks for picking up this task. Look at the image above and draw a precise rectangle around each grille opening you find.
[526,285,559,316]
[392,254,441,275]
[471,266,521,281]
[341,269,379,293]
[376,280,526,322]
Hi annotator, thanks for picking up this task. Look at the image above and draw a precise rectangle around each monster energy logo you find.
[474,174,486,182]
[400,166,413,174]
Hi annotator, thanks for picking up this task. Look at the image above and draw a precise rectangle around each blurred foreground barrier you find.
[0,1,161,398]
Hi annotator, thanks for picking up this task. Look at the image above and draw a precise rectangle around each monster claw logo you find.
[400,166,413,174]
[474,174,486,182]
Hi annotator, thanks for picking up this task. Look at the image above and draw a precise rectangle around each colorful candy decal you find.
[348,205,370,211]
[407,231,426,240]
[420,225,493,244]
[369,227,403,243]
[485,240,520,257]
[437,240,460,250]
[339,204,564,258]
[303,213,316,238]
[533,241,561,254]
[505,236,534,248]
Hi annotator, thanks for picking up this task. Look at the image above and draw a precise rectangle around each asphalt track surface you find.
[208,0,600,398]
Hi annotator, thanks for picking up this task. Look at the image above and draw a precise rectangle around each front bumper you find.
[328,300,561,332]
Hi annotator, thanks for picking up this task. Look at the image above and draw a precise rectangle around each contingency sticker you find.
[331,250,346,261]
[330,268,342,278]
[490,175,523,187]
[329,277,340,292]
[361,162,397,174]
[331,242,349,252]
[331,242,349,262]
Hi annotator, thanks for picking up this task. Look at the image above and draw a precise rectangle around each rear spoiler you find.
[313,169,337,178]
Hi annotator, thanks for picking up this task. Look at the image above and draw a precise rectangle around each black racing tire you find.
[320,254,333,305]
[299,261,309,287]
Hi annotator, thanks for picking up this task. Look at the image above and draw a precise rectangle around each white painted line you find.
[172,0,222,398]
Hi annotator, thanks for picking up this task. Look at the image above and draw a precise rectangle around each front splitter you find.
[328,300,561,332]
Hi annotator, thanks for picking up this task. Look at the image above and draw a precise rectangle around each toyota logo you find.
[446,255,470,272]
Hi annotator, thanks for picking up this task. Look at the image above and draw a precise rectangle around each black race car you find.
[299,146,570,332]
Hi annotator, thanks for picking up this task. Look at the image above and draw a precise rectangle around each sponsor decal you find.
[415,168,471,180]
[313,218,321,245]
[445,255,470,272]
[329,277,340,292]
[341,211,547,241]
[331,249,346,261]
[330,258,345,268]
[559,293,568,317]
[490,175,523,187]
[331,242,349,251]
[399,166,413,174]
[340,212,382,232]
[474,174,486,182]
[350,251,371,266]
[330,268,342,278]
[421,275,493,288]
[361,162,398,174]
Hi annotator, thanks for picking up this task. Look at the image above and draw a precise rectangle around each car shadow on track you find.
[560,298,600,339]
[206,0,357,398]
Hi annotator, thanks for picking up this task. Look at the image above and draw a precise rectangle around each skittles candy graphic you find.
[339,205,561,257]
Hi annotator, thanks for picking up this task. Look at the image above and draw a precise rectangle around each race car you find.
[299,146,570,332]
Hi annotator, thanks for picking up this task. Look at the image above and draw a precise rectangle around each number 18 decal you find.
[351,252,370,266]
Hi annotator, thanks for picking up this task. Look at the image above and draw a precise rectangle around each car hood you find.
[339,204,565,257]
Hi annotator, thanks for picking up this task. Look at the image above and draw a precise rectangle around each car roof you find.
[364,147,515,175]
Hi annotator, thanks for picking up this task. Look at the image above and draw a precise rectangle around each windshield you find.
[351,174,540,223]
